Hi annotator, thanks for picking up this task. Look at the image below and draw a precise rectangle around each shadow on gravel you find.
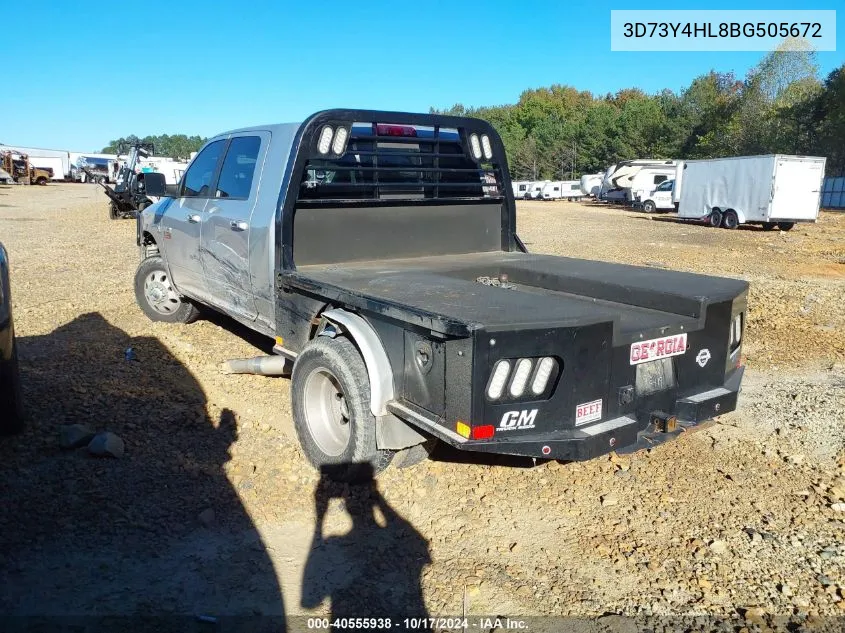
[0,312,286,632]
[302,464,431,629]
[632,215,768,231]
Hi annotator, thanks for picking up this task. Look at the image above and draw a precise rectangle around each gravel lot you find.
[0,184,843,631]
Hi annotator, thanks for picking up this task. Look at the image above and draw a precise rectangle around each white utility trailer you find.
[674,155,826,230]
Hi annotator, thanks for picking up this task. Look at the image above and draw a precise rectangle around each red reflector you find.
[471,425,495,440]
[376,123,417,137]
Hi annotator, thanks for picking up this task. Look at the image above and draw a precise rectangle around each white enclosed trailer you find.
[527,180,548,199]
[673,155,826,230]
[0,144,70,180]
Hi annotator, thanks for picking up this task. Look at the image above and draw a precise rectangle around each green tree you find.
[102,134,207,160]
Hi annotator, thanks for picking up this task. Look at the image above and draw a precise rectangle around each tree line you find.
[432,44,845,180]
[101,134,207,161]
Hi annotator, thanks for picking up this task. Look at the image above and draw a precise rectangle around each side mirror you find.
[165,183,179,197]
[143,172,167,197]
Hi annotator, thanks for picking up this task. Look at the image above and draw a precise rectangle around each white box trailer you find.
[673,155,826,230]
[0,144,70,180]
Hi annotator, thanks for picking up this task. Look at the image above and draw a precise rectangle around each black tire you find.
[0,338,25,435]
[292,336,393,481]
[109,202,120,220]
[642,200,656,213]
[35,177,47,186]
[778,222,795,231]
[762,222,776,231]
[722,210,739,230]
[134,256,200,323]
[708,210,722,228]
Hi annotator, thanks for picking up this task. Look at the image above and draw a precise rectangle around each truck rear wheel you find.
[762,222,776,231]
[722,210,739,230]
[35,177,48,186]
[292,336,393,481]
[778,222,795,231]
[134,256,200,323]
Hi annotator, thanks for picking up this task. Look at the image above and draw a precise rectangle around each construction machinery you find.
[0,151,51,185]
[88,142,156,220]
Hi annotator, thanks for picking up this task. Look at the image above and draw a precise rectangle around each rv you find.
[599,160,676,202]
[511,180,531,199]
[527,181,548,199]
[542,180,583,200]
[673,155,826,230]
[630,167,677,206]
[579,173,604,197]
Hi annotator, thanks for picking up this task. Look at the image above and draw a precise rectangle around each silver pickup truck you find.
[136,109,747,481]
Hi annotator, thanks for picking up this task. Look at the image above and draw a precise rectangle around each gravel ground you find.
[0,185,843,631]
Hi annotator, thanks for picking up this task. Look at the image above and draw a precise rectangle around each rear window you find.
[297,122,504,204]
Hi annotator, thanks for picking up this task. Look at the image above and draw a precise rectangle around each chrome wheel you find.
[143,269,181,315]
[303,367,351,457]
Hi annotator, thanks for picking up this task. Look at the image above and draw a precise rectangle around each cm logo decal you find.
[499,409,538,431]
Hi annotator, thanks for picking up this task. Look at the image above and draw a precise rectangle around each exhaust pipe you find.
[220,355,290,376]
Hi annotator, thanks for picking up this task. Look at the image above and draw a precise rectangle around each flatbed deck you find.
[289,252,747,341]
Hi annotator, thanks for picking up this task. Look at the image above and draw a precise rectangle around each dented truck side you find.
[136,109,747,477]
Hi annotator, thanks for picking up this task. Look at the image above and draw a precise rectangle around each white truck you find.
[673,155,826,230]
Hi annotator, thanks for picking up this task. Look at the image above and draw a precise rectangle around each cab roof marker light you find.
[331,126,349,155]
[509,358,533,397]
[317,126,334,155]
[469,133,482,160]
[481,134,493,160]
[487,360,511,400]
[531,357,556,395]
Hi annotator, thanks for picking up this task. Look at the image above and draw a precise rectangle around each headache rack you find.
[296,119,505,206]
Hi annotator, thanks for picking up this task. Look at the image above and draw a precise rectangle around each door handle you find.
[230,221,248,231]
[187,214,201,223]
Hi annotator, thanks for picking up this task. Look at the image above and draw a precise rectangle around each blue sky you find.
[3,1,841,151]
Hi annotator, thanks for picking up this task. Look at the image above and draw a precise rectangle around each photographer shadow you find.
[302,464,431,630]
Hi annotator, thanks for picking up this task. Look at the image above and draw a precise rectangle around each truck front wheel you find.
[642,200,656,213]
[133,256,200,323]
[292,336,393,481]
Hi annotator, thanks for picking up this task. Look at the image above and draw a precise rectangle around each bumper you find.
[394,367,743,462]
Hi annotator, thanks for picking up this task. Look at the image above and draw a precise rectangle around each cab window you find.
[216,136,261,199]
[181,139,226,197]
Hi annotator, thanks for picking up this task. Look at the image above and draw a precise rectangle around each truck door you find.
[160,138,227,301]
[200,133,267,321]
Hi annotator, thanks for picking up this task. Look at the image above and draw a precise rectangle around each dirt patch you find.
[0,185,844,627]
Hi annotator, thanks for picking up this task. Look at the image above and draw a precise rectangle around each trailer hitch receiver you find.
[651,411,677,433]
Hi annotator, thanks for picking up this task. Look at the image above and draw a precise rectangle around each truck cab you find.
[639,178,676,213]
[136,109,747,481]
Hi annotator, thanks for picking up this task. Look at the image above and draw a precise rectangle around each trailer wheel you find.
[109,202,120,220]
[134,256,200,323]
[292,336,393,481]
[762,222,776,231]
[778,222,795,231]
[722,210,739,230]
[642,200,656,213]
[707,210,722,228]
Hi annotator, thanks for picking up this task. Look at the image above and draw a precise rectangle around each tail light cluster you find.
[486,357,560,401]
